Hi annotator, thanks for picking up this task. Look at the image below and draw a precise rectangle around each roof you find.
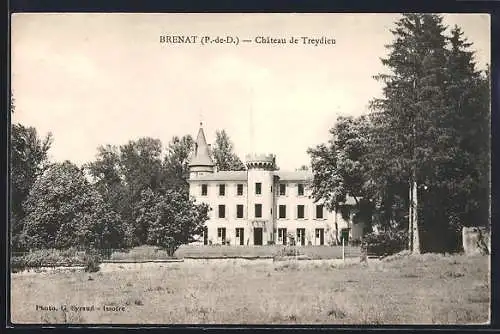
[188,124,215,167]
[189,170,314,182]
[276,171,313,181]
[189,171,247,181]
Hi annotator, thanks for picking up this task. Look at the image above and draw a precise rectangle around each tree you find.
[211,130,246,171]
[84,135,197,247]
[10,122,53,250]
[308,116,372,210]
[369,14,451,253]
[421,25,491,251]
[119,137,164,197]
[368,14,489,252]
[85,138,166,247]
[137,188,209,256]
[84,144,124,208]
[22,161,124,250]
[308,115,375,241]
[163,135,194,191]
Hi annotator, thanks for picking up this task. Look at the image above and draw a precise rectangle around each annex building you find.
[188,123,364,246]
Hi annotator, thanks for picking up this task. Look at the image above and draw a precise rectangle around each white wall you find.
[189,177,361,246]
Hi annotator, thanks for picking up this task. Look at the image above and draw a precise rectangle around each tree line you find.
[10,114,244,254]
[307,14,490,253]
[10,14,489,255]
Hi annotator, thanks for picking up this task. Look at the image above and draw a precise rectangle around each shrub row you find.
[361,230,409,257]
[10,248,101,273]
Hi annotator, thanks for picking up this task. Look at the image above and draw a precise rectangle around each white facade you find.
[187,125,364,246]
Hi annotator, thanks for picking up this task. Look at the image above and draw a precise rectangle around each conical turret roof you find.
[189,123,215,167]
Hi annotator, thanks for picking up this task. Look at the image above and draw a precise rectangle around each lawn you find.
[10,253,489,325]
[174,244,362,259]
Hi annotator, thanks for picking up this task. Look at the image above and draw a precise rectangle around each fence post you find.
[342,238,345,261]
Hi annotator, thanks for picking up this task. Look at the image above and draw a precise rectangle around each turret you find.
[188,122,215,178]
[245,153,277,245]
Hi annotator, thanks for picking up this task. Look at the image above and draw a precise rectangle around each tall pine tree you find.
[370,14,450,253]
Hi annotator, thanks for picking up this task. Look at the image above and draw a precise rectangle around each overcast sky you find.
[11,13,490,171]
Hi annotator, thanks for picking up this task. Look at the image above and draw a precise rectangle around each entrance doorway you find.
[254,227,263,245]
[236,228,244,246]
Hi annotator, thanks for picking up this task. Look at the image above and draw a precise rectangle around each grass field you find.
[11,253,489,325]
[174,244,362,259]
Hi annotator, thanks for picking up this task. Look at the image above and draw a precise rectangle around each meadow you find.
[11,253,489,325]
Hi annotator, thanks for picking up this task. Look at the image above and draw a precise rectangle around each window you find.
[219,184,226,196]
[255,204,262,218]
[278,228,287,245]
[255,182,262,195]
[297,205,305,219]
[297,228,306,246]
[279,184,286,196]
[201,184,208,196]
[218,205,226,218]
[316,205,324,219]
[298,183,304,196]
[235,228,244,245]
[237,204,244,219]
[237,184,244,196]
[279,205,286,219]
[315,228,324,246]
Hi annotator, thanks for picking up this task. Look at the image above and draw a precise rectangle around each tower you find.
[245,153,277,245]
[188,122,215,178]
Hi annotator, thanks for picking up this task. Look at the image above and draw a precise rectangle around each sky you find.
[11,13,490,171]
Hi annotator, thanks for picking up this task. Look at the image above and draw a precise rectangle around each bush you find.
[350,238,362,247]
[83,250,102,272]
[11,256,27,273]
[361,230,408,257]
[10,248,86,272]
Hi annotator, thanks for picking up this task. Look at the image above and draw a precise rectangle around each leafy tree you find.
[22,161,124,250]
[369,14,489,251]
[137,188,209,256]
[308,115,376,239]
[211,130,246,171]
[10,122,53,250]
[163,135,194,191]
[308,116,372,208]
[84,145,124,209]
[119,137,164,197]
[308,15,490,253]
[85,135,197,247]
